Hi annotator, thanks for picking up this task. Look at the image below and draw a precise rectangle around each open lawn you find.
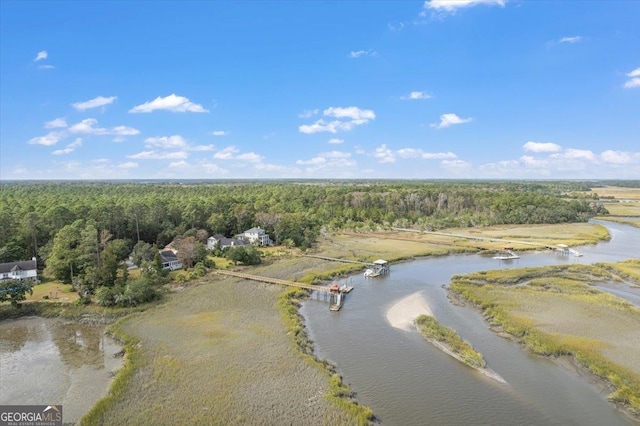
[27,282,78,303]
[450,262,640,414]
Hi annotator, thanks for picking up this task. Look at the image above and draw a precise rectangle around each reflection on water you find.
[0,317,122,424]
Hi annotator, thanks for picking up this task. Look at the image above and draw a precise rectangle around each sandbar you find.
[386,292,433,331]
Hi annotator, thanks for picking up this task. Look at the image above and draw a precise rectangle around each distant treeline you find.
[0,180,607,262]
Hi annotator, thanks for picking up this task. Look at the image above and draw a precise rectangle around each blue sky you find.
[1,0,638,180]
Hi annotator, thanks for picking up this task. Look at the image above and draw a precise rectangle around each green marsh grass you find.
[450,263,640,415]
[415,315,486,369]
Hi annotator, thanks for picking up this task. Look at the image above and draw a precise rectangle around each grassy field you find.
[81,272,365,425]
[449,262,640,415]
[578,186,640,220]
[585,186,640,201]
[26,281,78,303]
[310,222,609,263]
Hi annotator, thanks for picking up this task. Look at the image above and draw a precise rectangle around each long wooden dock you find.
[303,254,372,266]
[215,270,332,293]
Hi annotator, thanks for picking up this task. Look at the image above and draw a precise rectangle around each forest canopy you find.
[0,180,608,265]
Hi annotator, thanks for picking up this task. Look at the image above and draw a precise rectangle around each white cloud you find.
[145,135,188,149]
[388,22,405,31]
[522,141,562,153]
[430,113,472,129]
[72,96,117,110]
[624,77,640,89]
[52,138,82,155]
[213,146,239,160]
[401,91,431,100]
[129,94,209,113]
[201,162,229,174]
[328,138,344,144]
[300,106,375,134]
[558,36,583,44]
[296,157,327,166]
[111,125,140,136]
[145,135,213,152]
[298,109,319,118]
[212,130,229,136]
[396,148,457,160]
[68,118,107,134]
[295,151,355,172]
[236,152,262,163]
[600,150,639,165]
[441,159,472,171]
[324,106,375,121]
[28,132,62,146]
[127,150,188,160]
[623,67,640,88]
[34,51,48,61]
[190,145,215,152]
[299,120,353,134]
[424,0,506,12]
[350,49,377,58]
[169,160,189,168]
[67,118,140,137]
[45,118,67,129]
[38,64,55,70]
[550,148,596,161]
[374,144,396,163]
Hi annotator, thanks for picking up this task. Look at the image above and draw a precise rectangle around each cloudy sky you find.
[1,0,639,180]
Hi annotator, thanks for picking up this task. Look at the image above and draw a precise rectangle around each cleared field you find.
[450,262,640,414]
[83,277,358,425]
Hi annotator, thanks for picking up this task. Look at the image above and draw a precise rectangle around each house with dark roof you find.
[207,235,249,251]
[159,249,183,271]
[0,258,38,282]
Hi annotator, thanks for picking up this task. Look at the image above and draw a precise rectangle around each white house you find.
[207,235,249,251]
[159,249,183,271]
[240,227,272,246]
[0,258,38,282]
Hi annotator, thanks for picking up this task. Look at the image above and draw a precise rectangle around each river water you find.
[301,220,640,425]
[0,317,122,424]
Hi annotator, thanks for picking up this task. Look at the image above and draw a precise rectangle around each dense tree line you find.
[0,180,607,267]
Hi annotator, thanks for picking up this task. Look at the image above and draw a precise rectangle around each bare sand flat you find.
[386,292,433,331]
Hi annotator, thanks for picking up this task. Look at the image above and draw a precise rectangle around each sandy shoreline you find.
[386,292,434,331]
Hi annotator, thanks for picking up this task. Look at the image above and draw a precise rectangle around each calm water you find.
[302,220,640,425]
[0,317,122,424]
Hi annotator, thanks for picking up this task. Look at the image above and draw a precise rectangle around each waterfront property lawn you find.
[450,262,640,414]
[27,282,78,303]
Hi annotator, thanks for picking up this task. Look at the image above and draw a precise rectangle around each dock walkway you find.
[303,254,372,266]
[215,269,332,293]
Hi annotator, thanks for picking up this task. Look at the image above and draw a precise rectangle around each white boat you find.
[364,268,379,278]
